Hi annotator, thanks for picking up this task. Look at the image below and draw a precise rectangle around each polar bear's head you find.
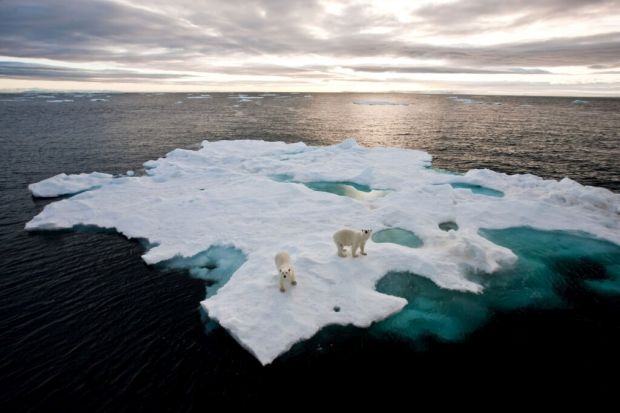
[361,229,373,239]
[279,266,293,280]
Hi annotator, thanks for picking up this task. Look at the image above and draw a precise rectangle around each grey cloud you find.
[0,60,342,83]
[349,66,551,74]
[0,0,619,81]
[0,61,183,81]
[414,0,620,34]
[589,63,620,69]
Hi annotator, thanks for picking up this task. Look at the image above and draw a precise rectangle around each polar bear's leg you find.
[361,240,367,256]
[279,276,286,292]
[336,241,346,257]
[291,270,297,285]
[352,241,359,257]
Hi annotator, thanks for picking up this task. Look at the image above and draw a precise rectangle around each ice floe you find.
[353,100,408,106]
[448,96,480,104]
[28,172,115,198]
[26,139,620,364]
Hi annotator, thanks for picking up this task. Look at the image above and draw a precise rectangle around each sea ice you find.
[228,95,263,100]
[353,100,408,106]
[372,227,620,343]
[28,172,115,197]
[448,96,480,104]
[26,139,620,364]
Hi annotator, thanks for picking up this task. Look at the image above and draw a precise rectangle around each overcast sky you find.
[1,0,619,95]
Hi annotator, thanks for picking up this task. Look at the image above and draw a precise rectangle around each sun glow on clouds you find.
[0,0,619,95]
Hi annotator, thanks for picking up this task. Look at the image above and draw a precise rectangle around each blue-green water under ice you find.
[449,182,504,197]
[372,228,424,248]
[372,227,620,343]
[270,174,380,199]
[157,246,247,298]
[438,221,459,231]
[303,181,374,197]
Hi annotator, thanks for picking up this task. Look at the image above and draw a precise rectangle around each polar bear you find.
[333,229,372,258]
[275,251,297,292]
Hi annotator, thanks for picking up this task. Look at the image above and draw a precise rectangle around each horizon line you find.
[1,89,619,99]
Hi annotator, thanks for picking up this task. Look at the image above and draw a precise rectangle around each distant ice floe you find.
[228,95,263,100]
[353,100,409,106]
[26,140,620,365]
[572,99,590,105]
[47,99,74,103]
[448,96,480,104]
[90,98,108,102]
[0,97,31,102]
[186,94,211,99]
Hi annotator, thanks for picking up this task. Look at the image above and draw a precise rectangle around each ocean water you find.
[1,93,619,408]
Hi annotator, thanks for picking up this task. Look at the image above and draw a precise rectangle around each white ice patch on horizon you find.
[228,95,263,100]
[26,139,620,364]
[448,96,480,104]
[353,100,409,106]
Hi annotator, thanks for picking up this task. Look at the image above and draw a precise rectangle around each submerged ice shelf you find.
[373,227,620,343]
[26,139,620,365]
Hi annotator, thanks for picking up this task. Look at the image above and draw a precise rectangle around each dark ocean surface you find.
[1,93,619,409]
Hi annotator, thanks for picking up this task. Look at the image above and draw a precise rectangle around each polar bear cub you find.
[333,229,372,258]
[275,251,297,292]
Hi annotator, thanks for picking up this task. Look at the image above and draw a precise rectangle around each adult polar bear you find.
[333,229,372,257]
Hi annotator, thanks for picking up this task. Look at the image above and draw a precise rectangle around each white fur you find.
[333,229,372,258]
[275,251,297,292]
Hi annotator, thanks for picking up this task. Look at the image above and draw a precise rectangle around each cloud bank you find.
[1,0,619,94]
